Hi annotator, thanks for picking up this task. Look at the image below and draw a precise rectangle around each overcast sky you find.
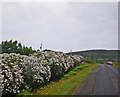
[2,2,118,53]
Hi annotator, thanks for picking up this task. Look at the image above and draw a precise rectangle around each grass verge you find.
[113,62,120,68]
[30,62,99,95]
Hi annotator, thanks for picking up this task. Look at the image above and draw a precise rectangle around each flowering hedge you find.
[1,50,84,95]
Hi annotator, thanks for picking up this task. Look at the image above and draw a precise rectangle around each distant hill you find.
[66,50,120,63]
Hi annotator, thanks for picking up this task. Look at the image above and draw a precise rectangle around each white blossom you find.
[1,50,83,94]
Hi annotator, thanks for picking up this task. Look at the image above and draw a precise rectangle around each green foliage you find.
[113,62,120,68]
[50,64,64,81]
[1,40,37,55]
[63,63,90,79]
[43,49,52,52]
[17,88,32,96]
[85,60,95,64]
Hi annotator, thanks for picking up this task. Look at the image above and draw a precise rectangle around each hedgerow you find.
[1,50,84,95]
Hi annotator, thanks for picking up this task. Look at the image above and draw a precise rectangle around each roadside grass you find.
[113,62,120,68]
[31,62,99,95]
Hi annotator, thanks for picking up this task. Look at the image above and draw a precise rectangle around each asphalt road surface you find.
[94,64,118,95]
[75,64,119,95]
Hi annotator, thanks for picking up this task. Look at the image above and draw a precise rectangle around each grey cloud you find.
[2,2,118,52]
